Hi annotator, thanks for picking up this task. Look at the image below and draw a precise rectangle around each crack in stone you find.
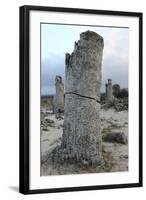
[65,92,101,103]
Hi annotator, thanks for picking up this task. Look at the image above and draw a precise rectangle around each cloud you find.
[41,25,129,95]
[101,28,129,91]
[103,29,129,58]
[41,53,65,95]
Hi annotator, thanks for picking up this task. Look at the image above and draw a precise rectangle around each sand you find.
[40,108,128,176]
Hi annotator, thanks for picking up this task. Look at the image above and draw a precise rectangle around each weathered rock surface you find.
[54,31,104,166]
[65,31,103,100]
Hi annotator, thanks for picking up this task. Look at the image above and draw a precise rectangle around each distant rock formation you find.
[105,79,114,104]
[53,75,64,113]
[112,84,120,98]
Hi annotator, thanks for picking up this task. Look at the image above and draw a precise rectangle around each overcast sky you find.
[41,23,129,95]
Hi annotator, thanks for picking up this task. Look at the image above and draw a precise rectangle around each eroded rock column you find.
[58,31,104,165]
[53,75,64,113]
[105,79,114,104]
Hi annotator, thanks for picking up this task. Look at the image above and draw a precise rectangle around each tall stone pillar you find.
[53,75,64,113]
[57,31,104,166]
[105,79,114,104]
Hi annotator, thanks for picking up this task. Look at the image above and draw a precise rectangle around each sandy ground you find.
[40,107,128,176]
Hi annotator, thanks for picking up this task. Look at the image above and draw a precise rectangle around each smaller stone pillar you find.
[105,79,114,104]
[53,75,64,113]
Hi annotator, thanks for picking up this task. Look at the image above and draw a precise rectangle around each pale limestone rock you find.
[53,76,64,113]
[105,79,114,104]
[55,31,104,166]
